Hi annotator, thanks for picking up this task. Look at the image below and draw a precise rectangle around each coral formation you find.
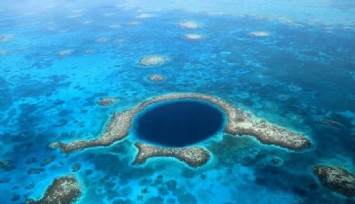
[133,142,210,167]
[313,165,355,197]
[249,31,270,37]
[139,55,167,66]
[97,97,118,106]
[27,176,82,204]
[51,93,310,163]
[148,74,165,82]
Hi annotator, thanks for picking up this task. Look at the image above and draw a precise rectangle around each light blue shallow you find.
[0,1,354,203]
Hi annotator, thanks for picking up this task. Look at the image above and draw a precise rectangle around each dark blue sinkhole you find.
[133,100,226,147]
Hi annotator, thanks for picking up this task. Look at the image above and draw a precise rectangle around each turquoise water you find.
[0,0,354,203]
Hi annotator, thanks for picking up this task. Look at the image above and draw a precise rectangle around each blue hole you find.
[133,100,226,147]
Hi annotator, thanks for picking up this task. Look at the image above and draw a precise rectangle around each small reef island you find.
[139,55,168,66]
[313,165,355,197]
[27,176,82,204]
[50,93,311,167]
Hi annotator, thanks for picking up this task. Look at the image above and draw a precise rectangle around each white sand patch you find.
[136,13,154,18]
[179,21,200,29]
[249,31,271,37]
[139,55,168,66]
[57,49,73,56]
[184,34,204,40]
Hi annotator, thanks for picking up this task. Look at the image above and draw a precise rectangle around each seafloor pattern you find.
[0,0,355,203]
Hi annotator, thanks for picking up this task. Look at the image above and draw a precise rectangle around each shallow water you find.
[0,0,354,203]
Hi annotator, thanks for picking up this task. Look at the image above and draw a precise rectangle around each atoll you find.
[313,165,355,197]
[97,97,118,106]
[179,21,199,29]
[184,34,204,40]
[52,93,310,158]
[27,175,82,204]
[139,55,167,66]
[148,74,165,82]
[249,31,271,37]
[133,142,210,167]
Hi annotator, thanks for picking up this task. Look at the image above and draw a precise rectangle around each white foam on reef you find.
[119,0,355,28]
[139,55,168,66]
[136,13,154,18]
[249,31,271,37]
[108,24,119,29]
[184,34,204,40]
[57,49,73,56]
[179,21,200,29]
[82,21,92,25]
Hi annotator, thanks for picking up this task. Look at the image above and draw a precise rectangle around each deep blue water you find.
[133,100,225,147]
[0,0,354,204]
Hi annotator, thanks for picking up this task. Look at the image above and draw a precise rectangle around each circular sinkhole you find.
[133,99,226,147]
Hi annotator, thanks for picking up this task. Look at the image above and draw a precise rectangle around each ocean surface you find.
[0,0,354,203]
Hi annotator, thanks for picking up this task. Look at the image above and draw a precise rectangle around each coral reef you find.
[133,142,210,167]
[0,160,8,169]
[97,97,118,106]
[139,55,167,66]
[249,31,270,37]
[316,118,343,128]
[148,74,165,82]
[52,93,310,155]
[313,165,355,197]
[27,176,82,204]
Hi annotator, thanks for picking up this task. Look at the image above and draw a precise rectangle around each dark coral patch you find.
[313,165,355,197]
